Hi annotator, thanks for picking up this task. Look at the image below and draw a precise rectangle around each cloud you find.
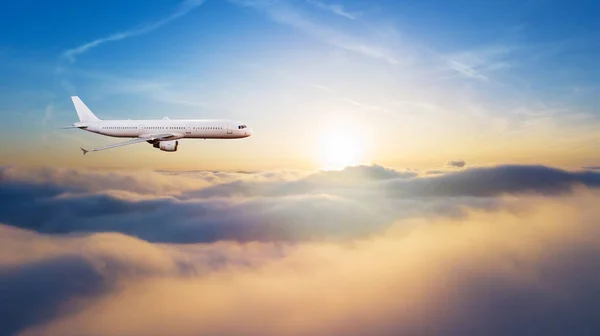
[447,59,489,81]
[583,166,600,170]
[442,45,515,82]
[229,0,399,65]
[41,103,55,143]
[0,256,106,335]
[425,169,448,175]
[306,0,357,20]
[4,189,600,335]
[309,82,399,117]
[62,0,206,62]
[387,165,600,198]
[271,8,398,65]
[1,164,600,246]
[42,103,53,126]
[3,164,600,334]
[0,165,301,196]
[447,160,466,168]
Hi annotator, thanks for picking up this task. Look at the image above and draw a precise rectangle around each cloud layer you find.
[2,164,600,244]
[2,164,600,335]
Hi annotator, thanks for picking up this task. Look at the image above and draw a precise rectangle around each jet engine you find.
[153,140,179,152]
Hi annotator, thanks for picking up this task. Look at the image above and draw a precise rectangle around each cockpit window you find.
[238,125,247,129]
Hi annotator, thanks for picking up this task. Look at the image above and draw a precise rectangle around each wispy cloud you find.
[309,82,335,93]
[40,103,55,143]
[306,0,357,20]
[62,0,206,62]
[273,8,398,64]
[446,59,489,81]
[443,45,515,82]
[230,0,399,65]
[309,82,401,118]
[345,98,380,109]
[42,103,53,126]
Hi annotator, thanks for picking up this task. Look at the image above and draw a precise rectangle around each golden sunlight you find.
[318,129,367,170]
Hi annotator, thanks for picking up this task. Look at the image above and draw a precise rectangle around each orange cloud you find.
[5,190,600,336]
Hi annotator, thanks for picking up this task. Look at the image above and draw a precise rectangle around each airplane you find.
[66,96,252,154]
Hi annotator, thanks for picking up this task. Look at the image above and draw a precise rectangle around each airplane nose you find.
[246,128,253,136]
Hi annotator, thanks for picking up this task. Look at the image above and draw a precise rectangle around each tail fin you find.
[71,96,100,122]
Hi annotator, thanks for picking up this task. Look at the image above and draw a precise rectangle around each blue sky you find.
[1,0,599,169]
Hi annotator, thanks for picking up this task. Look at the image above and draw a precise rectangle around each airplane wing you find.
[81,133,177,155]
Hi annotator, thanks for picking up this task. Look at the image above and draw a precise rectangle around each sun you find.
[318,130,366,170]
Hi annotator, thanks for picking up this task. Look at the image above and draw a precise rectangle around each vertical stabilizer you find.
[71,96,100,122]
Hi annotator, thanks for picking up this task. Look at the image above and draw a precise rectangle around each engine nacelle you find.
[155,140,178,152]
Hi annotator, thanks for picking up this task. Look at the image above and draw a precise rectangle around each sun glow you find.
[318,129,367,170]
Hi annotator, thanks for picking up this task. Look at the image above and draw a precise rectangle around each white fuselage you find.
[82,119,252,139]
[69,96,252,154]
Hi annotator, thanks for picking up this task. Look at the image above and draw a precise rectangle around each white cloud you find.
[42,103,53,126]
[62,0,206,62]
[306,0,357,20]
[271,7,398,65]
[229,0,399,65]
[447,59,489,81]
[442,44,516,82]
[309,82,398,117]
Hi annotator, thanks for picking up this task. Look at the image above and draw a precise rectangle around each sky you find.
[0,0,599,170]
[3,1,600,335]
